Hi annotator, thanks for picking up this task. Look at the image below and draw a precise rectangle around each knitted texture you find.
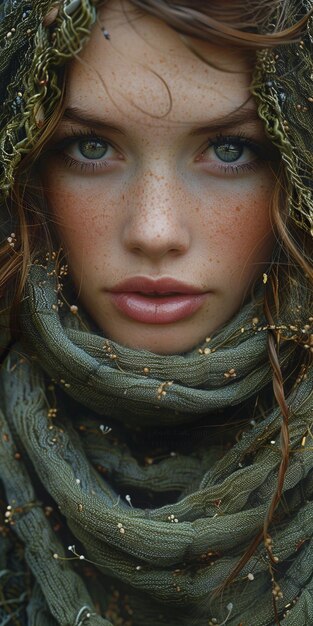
[0,261,312,625]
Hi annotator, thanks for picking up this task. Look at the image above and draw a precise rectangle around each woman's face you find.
[42,1,277,355]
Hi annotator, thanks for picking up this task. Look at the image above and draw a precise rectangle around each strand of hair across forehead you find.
[124,0,312,46]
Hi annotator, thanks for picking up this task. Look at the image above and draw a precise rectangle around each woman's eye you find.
[199,136,261,174]
[78,139,110,160]
[66,137,114,162]
[213,142,244,163]
[53,133,120,172]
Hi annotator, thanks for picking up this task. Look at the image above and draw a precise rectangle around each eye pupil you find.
[214,143,243,163]
[79,139,108,160]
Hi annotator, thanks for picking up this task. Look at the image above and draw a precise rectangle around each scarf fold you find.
[0,263,312,626]
[19,264,283,425]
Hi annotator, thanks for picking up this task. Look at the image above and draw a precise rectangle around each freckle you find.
[236,206,241,212]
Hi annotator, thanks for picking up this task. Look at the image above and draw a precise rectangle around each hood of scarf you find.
[0,0,312,622]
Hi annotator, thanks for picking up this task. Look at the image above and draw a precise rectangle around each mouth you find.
[108,277,209,324]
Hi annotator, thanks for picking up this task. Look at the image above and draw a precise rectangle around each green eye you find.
[214,143,244,163]
[79,139,108,160]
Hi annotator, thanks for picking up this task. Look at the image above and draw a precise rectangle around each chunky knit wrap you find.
[0,1,313,626]
[0,263,312,626]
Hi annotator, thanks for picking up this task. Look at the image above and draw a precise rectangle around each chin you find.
[104,329,203,355]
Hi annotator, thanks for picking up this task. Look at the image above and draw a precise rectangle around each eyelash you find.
[54,128,264,176]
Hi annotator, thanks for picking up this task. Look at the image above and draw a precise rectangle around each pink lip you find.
[108,277,209,324]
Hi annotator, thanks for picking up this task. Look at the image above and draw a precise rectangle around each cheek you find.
[45,182,115,257]
[205,182,274,263]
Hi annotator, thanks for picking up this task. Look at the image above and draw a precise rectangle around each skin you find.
[41,1,277,355]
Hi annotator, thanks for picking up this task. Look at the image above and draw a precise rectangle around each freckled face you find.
[41,1,276,354]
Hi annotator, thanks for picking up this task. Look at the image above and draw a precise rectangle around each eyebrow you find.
[61,106,262,135]
[190,108,262,135]
[62,107,126,134]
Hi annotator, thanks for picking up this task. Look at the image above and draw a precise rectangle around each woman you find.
[0,1,312,625]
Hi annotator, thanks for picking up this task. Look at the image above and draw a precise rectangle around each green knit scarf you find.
[0,262,312,626]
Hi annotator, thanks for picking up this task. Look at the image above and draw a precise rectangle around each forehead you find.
[66,1,254,126]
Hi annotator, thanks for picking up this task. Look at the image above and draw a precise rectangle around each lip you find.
[111,277,205,295]
[108,277,209,324]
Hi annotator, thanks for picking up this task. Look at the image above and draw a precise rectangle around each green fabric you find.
[0,263,312,626]
[0,1,313,626]
[252,17,313,236]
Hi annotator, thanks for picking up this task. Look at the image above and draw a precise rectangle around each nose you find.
[122,169,191,260]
